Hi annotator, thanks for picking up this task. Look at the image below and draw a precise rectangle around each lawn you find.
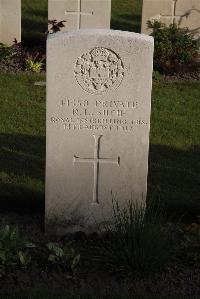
[22,0,48,48]
[0,73,199,221]
[149,81,200,220]
[0,73,45,213]
[111,0,142,32]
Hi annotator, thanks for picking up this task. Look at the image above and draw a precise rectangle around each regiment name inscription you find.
[50,98,148,132]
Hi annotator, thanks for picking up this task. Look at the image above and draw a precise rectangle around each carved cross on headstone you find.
[73,135,120,205]
[160,0,182,24]
[65,0,94,29]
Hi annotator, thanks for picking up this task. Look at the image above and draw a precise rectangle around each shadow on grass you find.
[148,144,200,222]
[111,14,141,32]
[0,133,45,214]
[0,133,199,221]
[22,7,48,48]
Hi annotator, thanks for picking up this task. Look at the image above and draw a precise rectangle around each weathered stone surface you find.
[48,0,111,30]
[0,0,21,45]
[141,0,200,38]
[46,30,154,234]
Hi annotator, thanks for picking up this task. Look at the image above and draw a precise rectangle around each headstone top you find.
[48,29,154,43]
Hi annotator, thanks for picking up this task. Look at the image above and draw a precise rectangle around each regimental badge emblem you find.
[74,47,124,95]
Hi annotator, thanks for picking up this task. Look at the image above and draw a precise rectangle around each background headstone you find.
[48,0,111,30]
[46,29,154,234]
[141,0,200,38]
[0,0,21,45]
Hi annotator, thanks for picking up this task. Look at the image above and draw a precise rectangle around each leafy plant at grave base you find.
[0,39,26,71]
[148,20,199,74]
[0,225,34,277]
[46,241,80,275]
[98,199,173,278]
[25,53,44,73]
[47,19,67,35]
[0,39,45,72]
[10,39,27,68]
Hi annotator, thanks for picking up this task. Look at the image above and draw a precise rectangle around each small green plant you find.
[99,200,173,278]
[0,225,34,277]
[47,242,80,274]
[0,39,44,72]
[18,250,32,268]
[148,20,199,74]
[25,53,44,73]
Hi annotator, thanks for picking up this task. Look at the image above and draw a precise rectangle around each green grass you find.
[0,73,45,213]
[0,74,199,220]
[22,0,48,48]
[97,201,172,277]
[111,0,142,32]
[148,81,200,220]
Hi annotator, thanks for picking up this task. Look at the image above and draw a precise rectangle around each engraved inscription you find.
[51,118,147,132]
[73,135,120,204]
[74,48,124,95]
[50,97,149,132]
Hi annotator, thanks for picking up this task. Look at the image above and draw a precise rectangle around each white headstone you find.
[0,0,21,45]
[48,0,111,30]
[46,29,154,234]
[142,0,200,38]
